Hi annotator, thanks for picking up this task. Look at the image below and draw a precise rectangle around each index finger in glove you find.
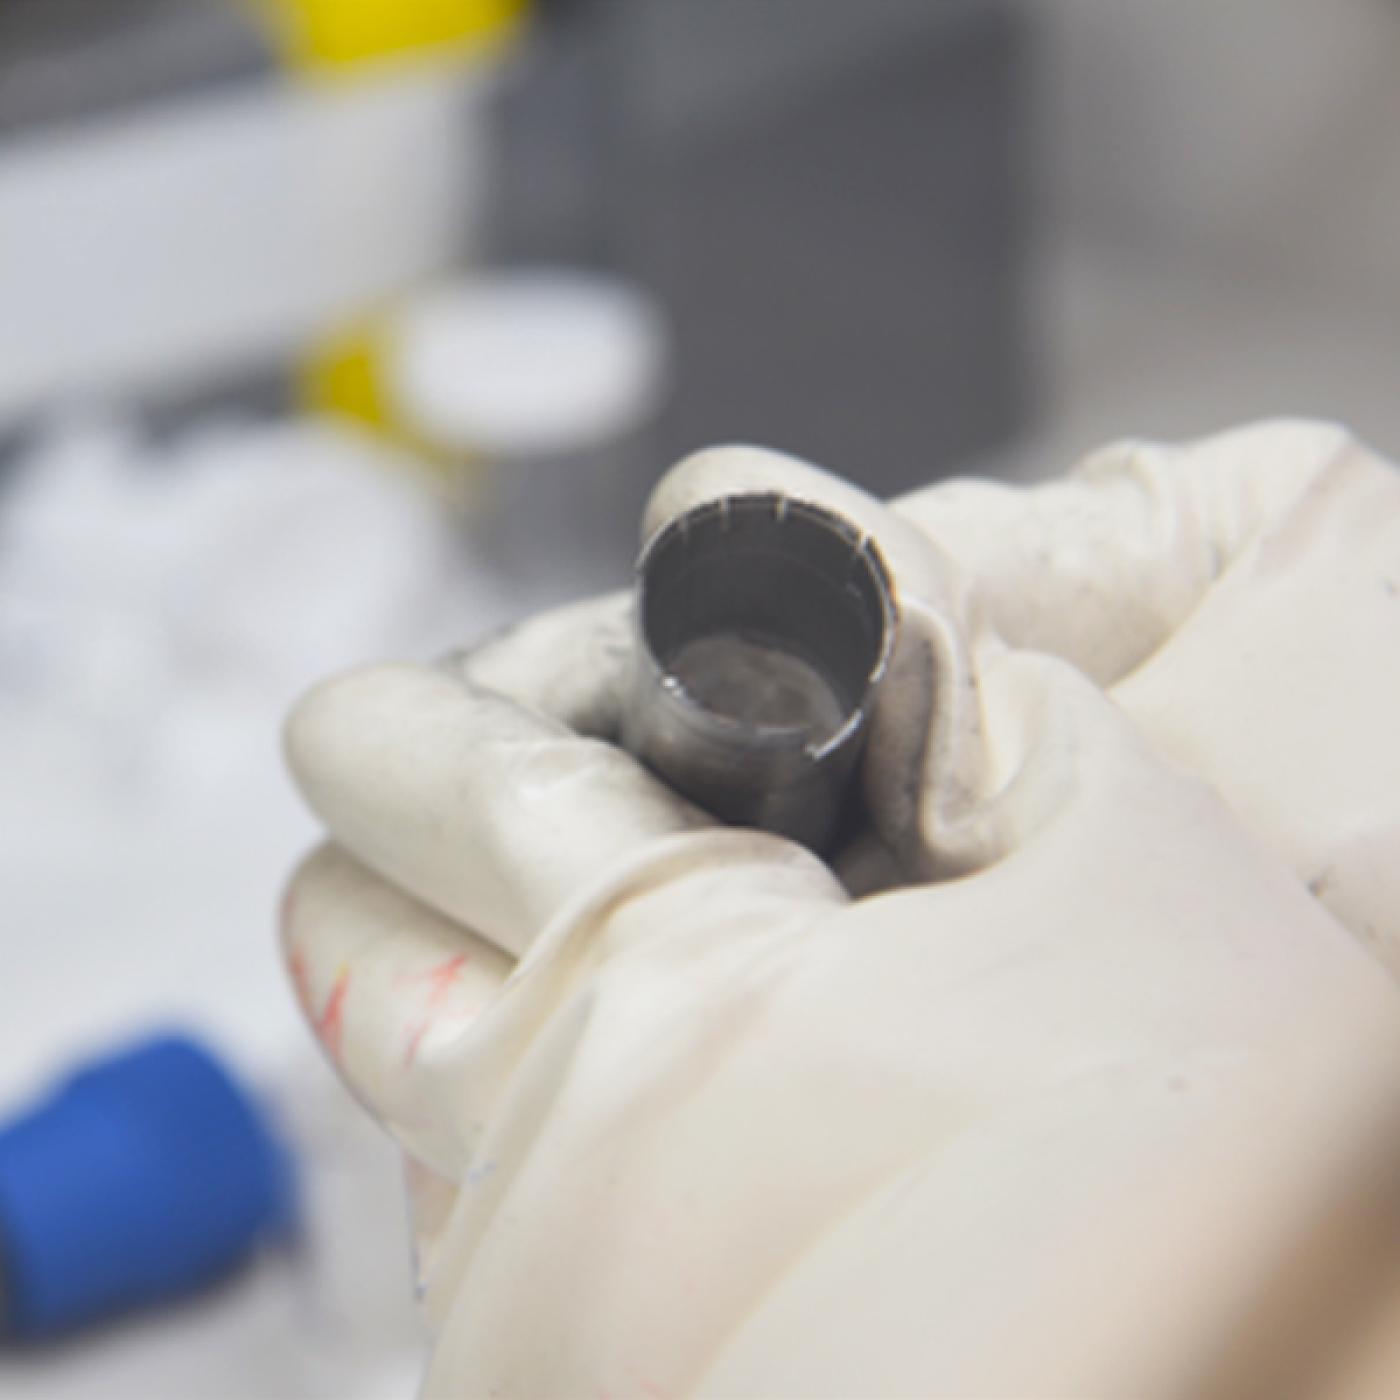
[285,663,711,958]
[443,589,633,741]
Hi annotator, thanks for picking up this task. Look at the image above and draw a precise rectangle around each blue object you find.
[0,1034,297,1339]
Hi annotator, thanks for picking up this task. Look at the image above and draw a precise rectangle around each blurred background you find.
[2,1,1399,1393]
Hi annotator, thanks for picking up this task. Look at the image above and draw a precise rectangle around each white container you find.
[388,268,671,603]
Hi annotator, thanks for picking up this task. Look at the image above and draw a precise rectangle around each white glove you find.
[281,419,1400,1398]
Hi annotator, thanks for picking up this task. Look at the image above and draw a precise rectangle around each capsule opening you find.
[636,494,895,749]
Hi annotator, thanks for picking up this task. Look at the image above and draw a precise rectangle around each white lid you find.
[387,269,670,458]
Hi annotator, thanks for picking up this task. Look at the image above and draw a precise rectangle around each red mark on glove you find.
[627,1367,670,1399]
[402,953,470,1067]
[287,948,312,1013]
[317,966,351,1059]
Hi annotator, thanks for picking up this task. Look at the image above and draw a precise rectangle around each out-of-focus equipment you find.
[493,0,1029,497]
[0,1035,296,1340]
[386,268,669,596]
[0,0,523,432]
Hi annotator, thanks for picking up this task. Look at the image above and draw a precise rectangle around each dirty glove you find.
[282,419,1400,1398]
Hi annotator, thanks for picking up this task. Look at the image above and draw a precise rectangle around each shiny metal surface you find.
[623,493,895,851]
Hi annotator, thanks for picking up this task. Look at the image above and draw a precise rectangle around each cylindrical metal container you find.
[624,493,895,851]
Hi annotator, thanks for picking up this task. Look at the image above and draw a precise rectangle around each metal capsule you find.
[623,492,896,852]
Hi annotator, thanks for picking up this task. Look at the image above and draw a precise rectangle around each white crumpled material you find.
[0,411,500,1399]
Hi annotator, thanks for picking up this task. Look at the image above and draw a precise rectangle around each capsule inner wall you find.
[667,634,847,737]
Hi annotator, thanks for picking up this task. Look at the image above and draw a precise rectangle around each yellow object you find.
[301,318,393,429]
[263,0,525,453]
[258,0,526,72]
[301,315,478,487]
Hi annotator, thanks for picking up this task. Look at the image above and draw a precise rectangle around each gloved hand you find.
[282,419,1400,1398]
